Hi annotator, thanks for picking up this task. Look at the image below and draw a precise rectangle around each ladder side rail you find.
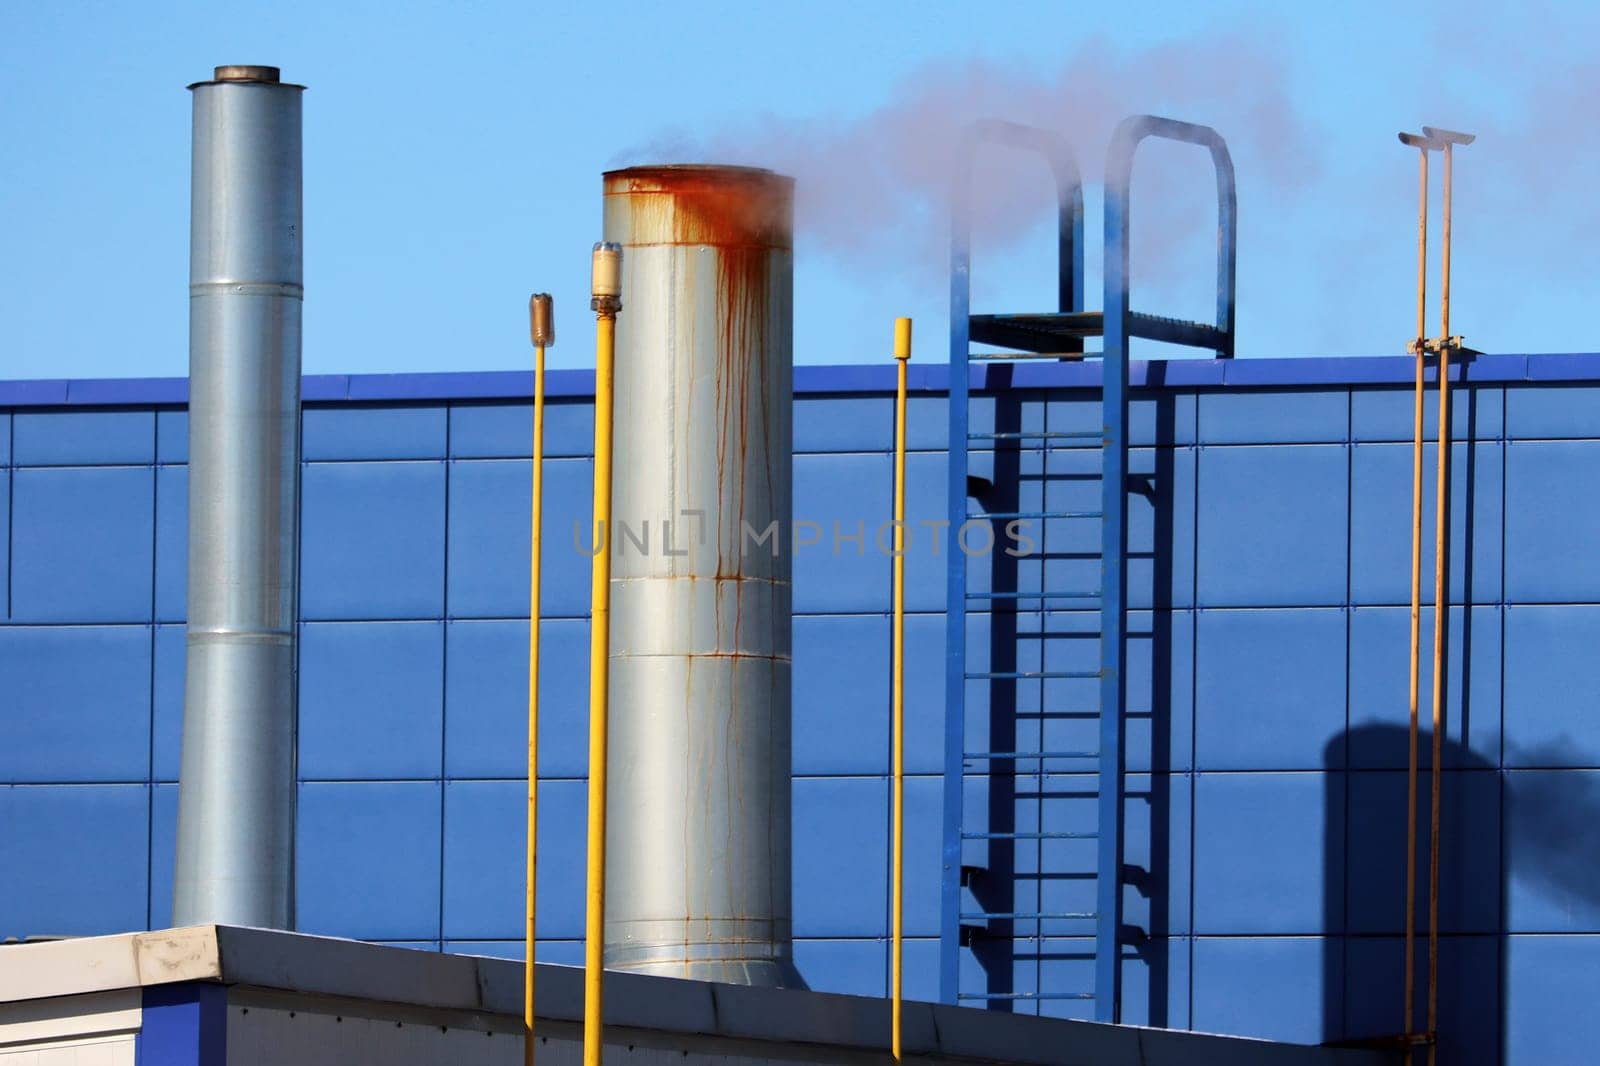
[965,118,1087,329]
[939,142,976,1008]
[1094,110,1239,1023]
[1106,114,1237,358]
[943,118,1090,1009]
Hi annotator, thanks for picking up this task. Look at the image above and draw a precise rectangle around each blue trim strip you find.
[137,983,227,1066]
[2,352,1596,408]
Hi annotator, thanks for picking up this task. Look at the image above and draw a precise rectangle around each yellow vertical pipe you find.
[1426,142,1457,1066]
[890,317,912,1061]
[1404,147,1428,1062]
[525,292,552,1066]
[584,244,620,1066]
[525,336,546,1066]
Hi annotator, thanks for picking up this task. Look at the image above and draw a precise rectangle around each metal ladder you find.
[940,115,1237,1021]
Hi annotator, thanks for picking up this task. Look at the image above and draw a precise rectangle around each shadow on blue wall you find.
[1325,724,1499,1063]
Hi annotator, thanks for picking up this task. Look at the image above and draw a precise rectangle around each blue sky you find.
[3,1,1597,380]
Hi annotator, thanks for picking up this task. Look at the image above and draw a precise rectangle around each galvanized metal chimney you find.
[602,165,801,986]
[173,65,303,929]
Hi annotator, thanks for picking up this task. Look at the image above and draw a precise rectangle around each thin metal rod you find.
[1404,145,1429,1064]
[1441,145,1454,342]
[891,317,911,1060]
[1426,141,1457,1066]
[1414,150,1430,349]
[1427,341,1449,1066]
[525,336,547,1066]
[583,311,617,1066]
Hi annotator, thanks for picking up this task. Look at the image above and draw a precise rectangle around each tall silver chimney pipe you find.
[173,65,303,929]
[602,165,801,986]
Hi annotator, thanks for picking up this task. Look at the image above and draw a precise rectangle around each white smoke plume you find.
[622,18,1599,355]
[624,32,1319,297]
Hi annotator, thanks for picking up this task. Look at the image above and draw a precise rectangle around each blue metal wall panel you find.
[151,625,184,781]
[1118,937,1191,1030]
[792,776,888,937]
[1042,394,1197,448]
[1122,773,1193,938]
[1505,440,1600,603]
[1127,447,1196,611]
[441,779,524,941]
[1504,934,1600,1063]
[1350,384,1504,443]
[445,940,523,960]
[1503,770,1600,933]
[298,621,444,780]
[1137,393,1198,447]
[791,939,886,997]
[905,397,948,451]
[1197,389,1347,445]
[1195,444,1349,607]
[448,401,594,459]
[154,465,187,622]
[300,461,446,620]
[791,452,893,613]
[10,466,154,622]
[149,782,177,930]
[1349,441,1503,606]
[1347,605,1502,769]
[1195,609,1346,771]
[0,626,151,782]
[1503,605,1600,767]
[296,781,442,940]
[446,458,592,620]
[1345,770,1502,935]
[902,451,949,613]
[903,775,943,938]
[303,405,447,461]
[902,614,947,775]
[13,411,154,466]
[1125,610,1195,775]
[444,618,589,779]
[156,410,187,464]
[4,373,1600,1060]
[0,470,8,617]
[1190,937,1334,1045]
[1342,936,1501,1062]
[1192,772,1341,935]
[794,396,892,453]
[439,777,585,941]
[470,771,592,941]
[0,783,150,938]
[792,614,889,776]
[137,982,228,1066]
[1504,383,1600,438]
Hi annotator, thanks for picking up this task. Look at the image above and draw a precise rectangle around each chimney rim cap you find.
[189,66,305,90]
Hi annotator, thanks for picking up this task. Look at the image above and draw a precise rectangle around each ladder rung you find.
[961,830,1098,840]
[964,670,1099,680]
[965,750,1099,760]
[960,911,1097,921]
[966,590,1100,601]
[969,510,1101,521]
[967,430,1100,441]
